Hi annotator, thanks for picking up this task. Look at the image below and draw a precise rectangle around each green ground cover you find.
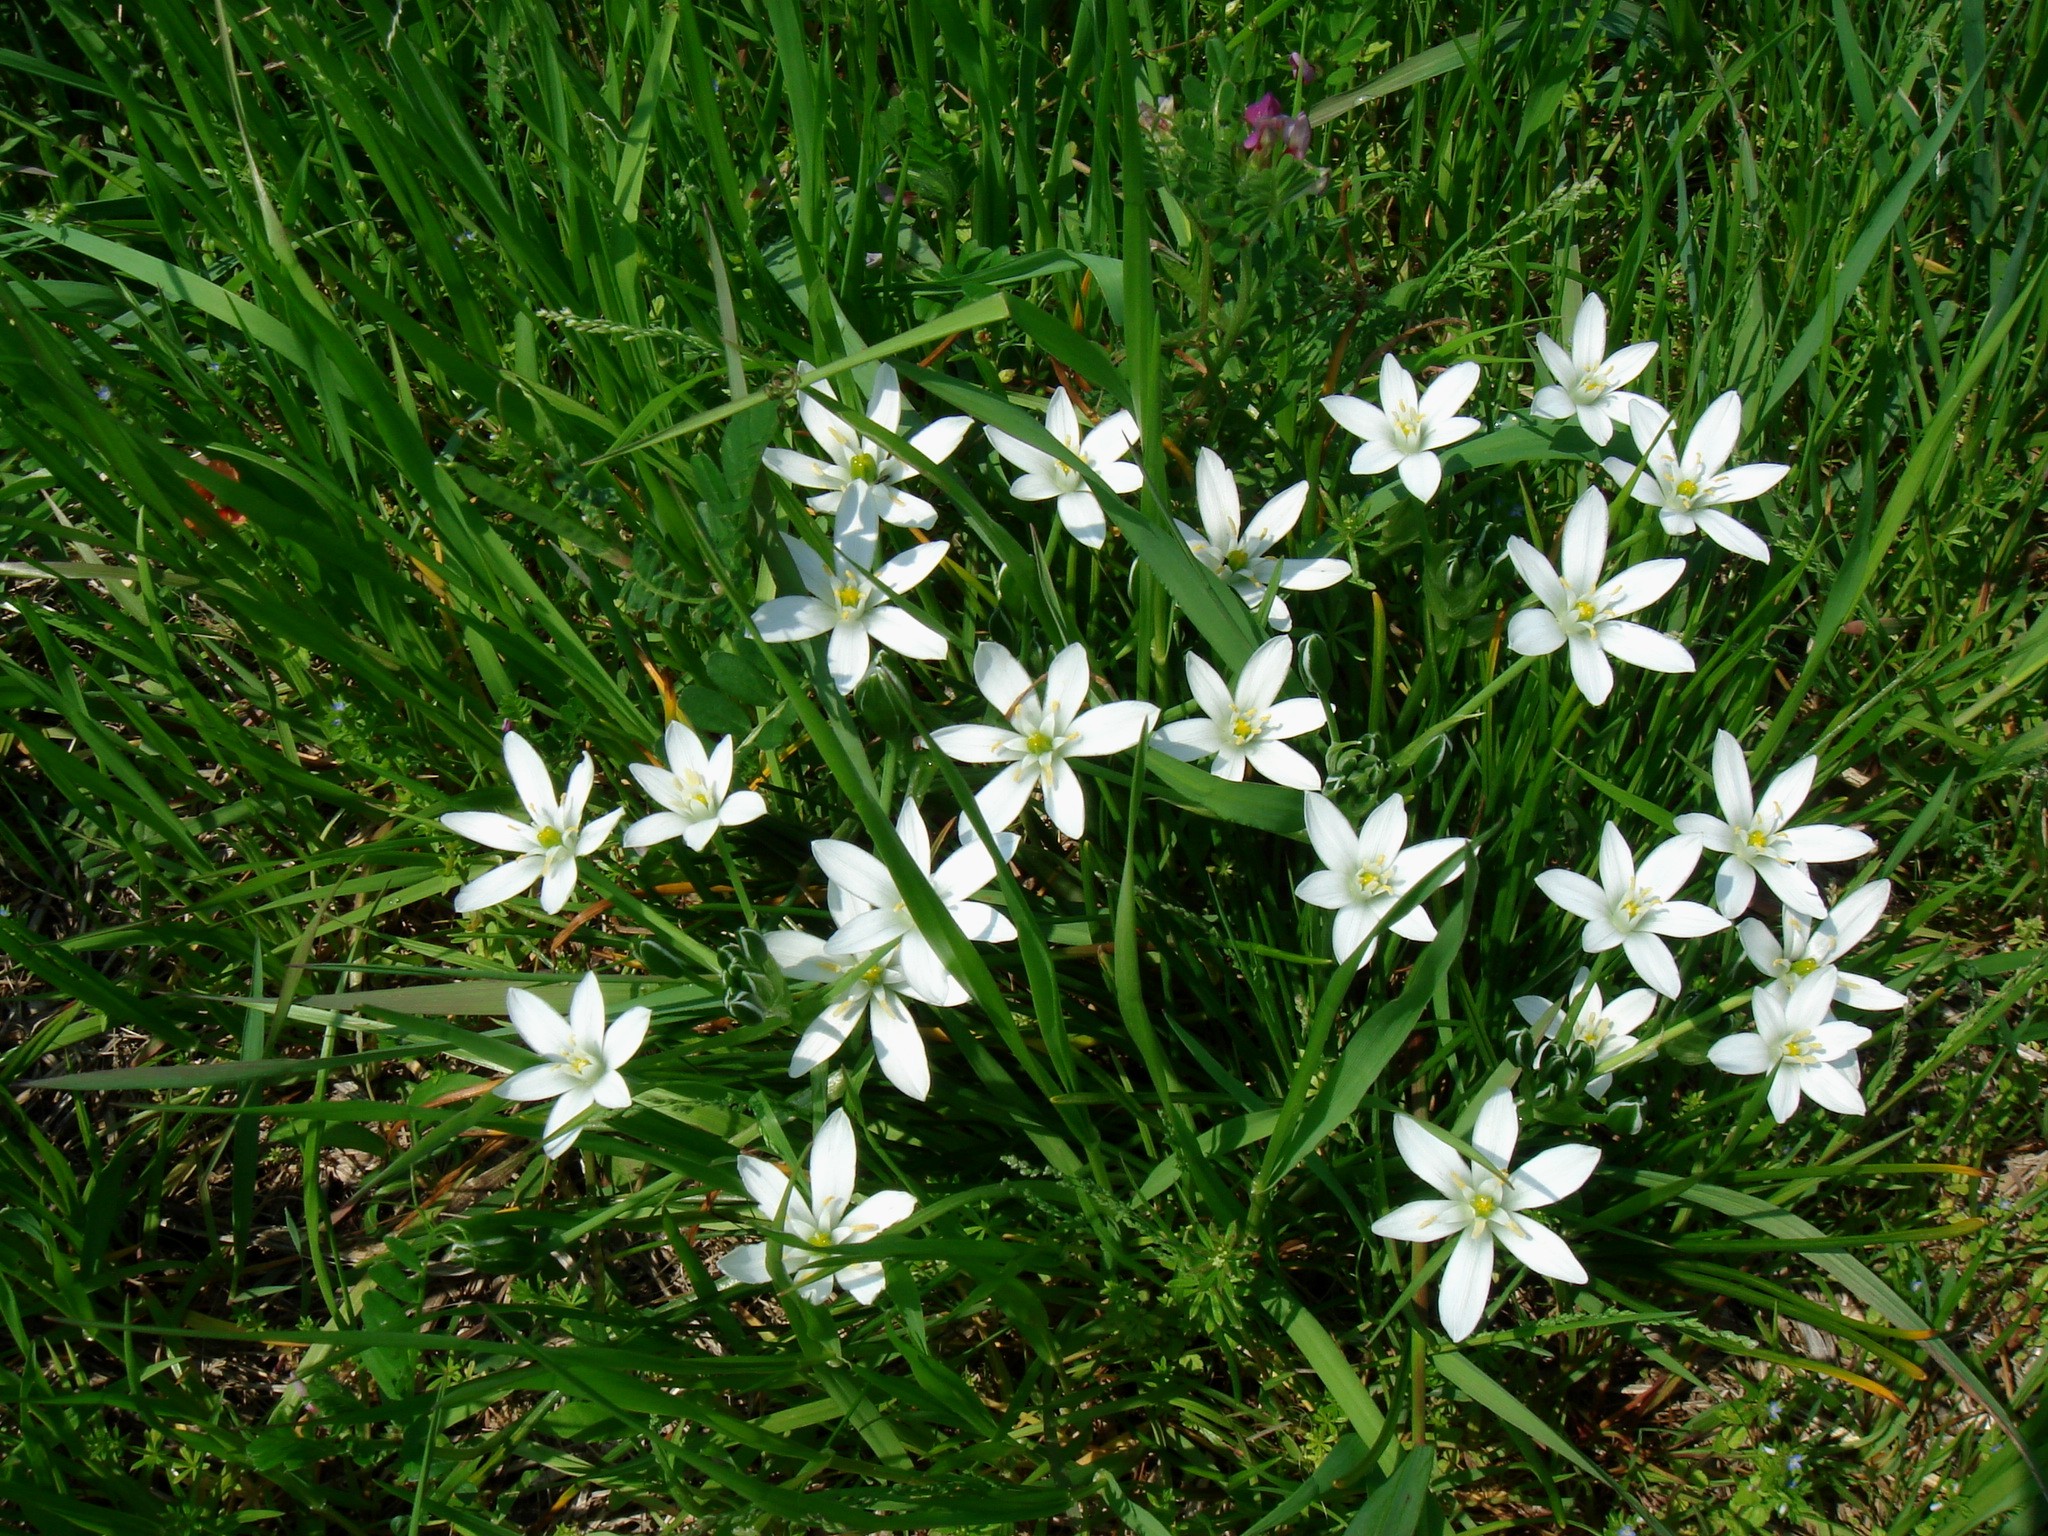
[2,0,2045,1530]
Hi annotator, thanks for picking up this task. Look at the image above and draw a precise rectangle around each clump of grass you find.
[2,2,2045,1532]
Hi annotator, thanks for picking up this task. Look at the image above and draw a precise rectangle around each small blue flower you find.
[1767,1400,1783,1421]
[1787,1452,1805,1472]
[94,384,112,401]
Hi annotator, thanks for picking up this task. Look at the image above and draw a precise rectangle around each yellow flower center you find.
[1790,957,1820,977]
[1355,863,1393,898]
[536,825,563,848]
[1229,710,1265,744]
[1024,729,1054,755]
[1675,477,1699,498]
[835,577,864,613]
[861,962,886,985]
[848,451,879,482]
[808,1230,834,1247]
[1471,1194,1496,1218]
[1224,548,1250,571]
[1571,599,1598,624]
[1783,1036,1811,1060]
[1746,828,1770,849]
[565,1052,593,1074]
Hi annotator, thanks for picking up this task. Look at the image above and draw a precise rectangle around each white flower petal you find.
[868,989,931,1100]
[1597,621,1694,675]
[441,811,543,854]
[1507,607,1567,657]
[1595,557,1686,617]
[753,594,836,643]
[1799,1061,1866,1116]
[1438,1229,1495,1341]
[1392,1114,1469,1200]
[1558,488,1609,593]
[1067,699,1157,756]
[718,1242,771,1285]
[1566,634,1615,705]
[1371,1198,1463,1242]
[453,855,544,913]
[809,1109,859,1218]
[1621,931,1681,997]
[1418,359,1480,419]
[1495,1212,1586,1284]
[1535,869,1608,922]
[498,1062,580,1101]
[1471,1088,1518,1169]
[1510,1145,1599,1207]
[1245,738,1323,791]
[1051,487,1108,546]
[1709,1031,1772,1076]
[1396,450,1443,503]
[1234,636,1295,712]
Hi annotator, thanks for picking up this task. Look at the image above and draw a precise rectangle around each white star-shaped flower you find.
[1674,731,1877,918]
[752,483,950,694]
[1371,1089,1600,1342]
[760,362,972,529]
[441,731,623,915]
[982,387,1143,549]
[1535,823,1730,997]
[1739,881,1907,1012]
[1504,487,1694,706]
[1529,292,1659,446]
[812,799,1018,1006]
[763,916,960,1101]
[622,722,767,853]
[930,641,1157,839]
[718,1109,917,1305]
[1513,968,1658,1101]
[1602,393,1787,562]
[1151,635,1327,790]
[495,973,648,1156]
[1174,448,1349,632]
[1294,791,1465,963]
[1321,354,1483,502]
[1708,972,1872,1122]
